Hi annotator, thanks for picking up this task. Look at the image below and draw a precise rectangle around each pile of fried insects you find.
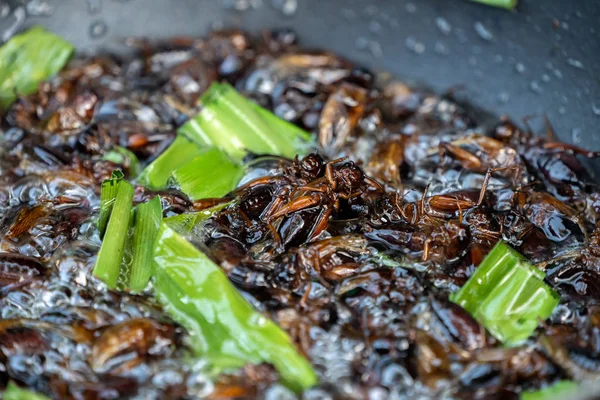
[0,27,599,400]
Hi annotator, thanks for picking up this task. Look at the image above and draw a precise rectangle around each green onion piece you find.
[128,196,162,292]
[116,207,137,290]
[3,382,50,400]
[177,111,215,147]
[181,103,246,162]
[153,224,317,391]
[200,82,288,160]
[450,241,559,345]
[102,147,141,177]
[172,147,243,200]
[0,26,74,109]
[252,104,314,154]
[93,180,134,288]
[137,136,205,189]
[164,201,232,233]
[163,212,212,233]
[468,0,517,10]
[139,82,312,190]
[97,170,124,238]
[521,381,578,400]
[179,82,312,161]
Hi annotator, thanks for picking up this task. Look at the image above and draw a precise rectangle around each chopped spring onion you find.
[172,147,243,200]
[97,170,124,238]
[468,0,517,10]
[164,201,232,233]
[128,196,162,292]
[3,382,50,400]
[93,179,134,288]
[195,82,311,160]
[102,147,141,177]
[116,207,136,290]
[449,241,559,345]
[521,381,578,400]
[139,82,312,190]
[137,136,205,189]
[0,26,74,109]
[153,224,317,391]
[252,103,314,154]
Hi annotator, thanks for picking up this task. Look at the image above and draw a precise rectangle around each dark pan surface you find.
[2,0,599,157]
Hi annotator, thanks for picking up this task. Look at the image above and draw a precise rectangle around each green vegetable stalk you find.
[93,179,134,288]
[102,147,142,177]
[521,381,578,400]
[97,170,124,238]
[0,26,74,109]
[139,82,313,190]
[450,241,559,345]
[468,0,517,10]
[192,82,308,161]
[172,147,243,200]
[153,224,317,391]
[137,135,205,189]
[163,201,232,233]
[3,382,50,400]
[128,196,163,292]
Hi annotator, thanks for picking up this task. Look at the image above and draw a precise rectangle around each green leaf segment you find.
[450,241,560,345]
[3,382,50,400]
[468,0,517,10]
[137,82,312,197]
[163,202,232,233]
[188,82,312,162]
[102,146,142,177]
[137,135,204,190]
[128,196,162,292]
[93,178,134,289]
[153,223,317,391]
[0,26,74,109]
[172,147,243,201]
[520,381,578,400]
[97,170,125,239]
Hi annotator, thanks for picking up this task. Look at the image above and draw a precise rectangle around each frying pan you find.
[2,0,599,160]
[1,0,600,398]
